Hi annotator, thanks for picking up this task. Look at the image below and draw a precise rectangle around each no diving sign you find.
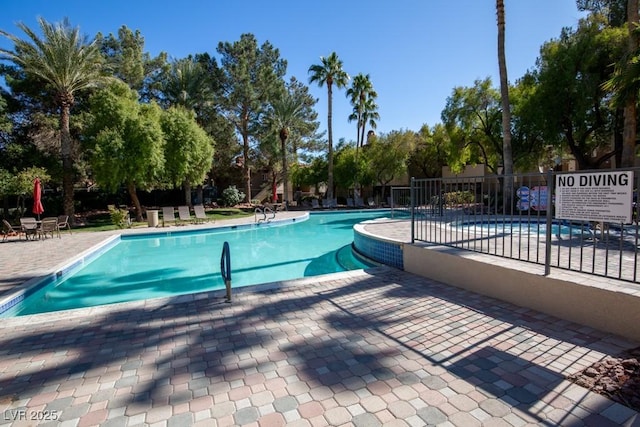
[555,171,634,223]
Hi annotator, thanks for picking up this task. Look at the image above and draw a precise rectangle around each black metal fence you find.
[409,169,640,283]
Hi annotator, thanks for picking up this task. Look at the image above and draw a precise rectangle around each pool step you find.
[335,244,372,270]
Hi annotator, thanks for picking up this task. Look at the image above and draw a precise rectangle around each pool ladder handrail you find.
[254,206,276,223]
[220,241,231,302]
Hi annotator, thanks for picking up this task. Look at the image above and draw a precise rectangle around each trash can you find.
[147,210,159,227]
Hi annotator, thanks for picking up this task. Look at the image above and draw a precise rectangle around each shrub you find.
[109,206,130,229]
[443,190,475,206]
[221,185,245,207]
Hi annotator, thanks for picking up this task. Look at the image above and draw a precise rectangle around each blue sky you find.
[0,0,585,143]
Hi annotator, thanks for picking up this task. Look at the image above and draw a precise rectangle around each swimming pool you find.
[5,210,389,317]
[455,219,591,236]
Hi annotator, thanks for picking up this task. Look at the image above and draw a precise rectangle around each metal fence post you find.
[544,169,553,276]
[411,177,415,244]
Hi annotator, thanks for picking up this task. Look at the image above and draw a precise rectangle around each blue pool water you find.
[8,210,388,317]
[457,220,591,236]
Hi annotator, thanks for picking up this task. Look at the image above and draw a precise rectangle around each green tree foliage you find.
[0,90,10,135]
[308,52,350,200]
[86,81,165,221]
[0,17,108,221]
[441,78,504,173]
[577,0,628,26]
[283,77,323,160]
[159,57,213,113]
[161,106,214,205]
[598,0,640,167]
[407,124,450,178]
[290,157,327,196]
[333,142,371,195]
[217,33,287,202]
[346,73,379,149]
[0,166,50,217]
[521,15,626,169]
[97,25,168,100]
[363,131,413,200]
[267,77,320,204]
[221,185,245,207]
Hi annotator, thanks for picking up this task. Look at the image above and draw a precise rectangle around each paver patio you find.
[0,212,638,426]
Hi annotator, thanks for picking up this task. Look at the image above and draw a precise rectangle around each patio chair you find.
[162,207,177,227]
[20,217,40,240]
[346,198,355,208]
[193,205,209,224]
[311,199,320,209]
[2,219,21,242]
[57,215,71,234]
[178,206,194,224]
[39,217,60,239]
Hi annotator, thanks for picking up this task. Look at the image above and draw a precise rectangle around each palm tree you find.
[0,17,107,222]
[360,97,380,147]
[346,73,378,148]
[497,0,514,212]
[308,52,349,200]
[160,57,213,115]
[270,93,305,205]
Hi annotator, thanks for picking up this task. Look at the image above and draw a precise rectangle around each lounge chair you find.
[355,197,365,208]
[193,205,209,223]
[162,207,177,227]
[178,206,194,224]
[346,198,355,208]
[39,217,60,239]
[311,199,320,209]
[57,215,71,233]
[20,217,39,240]
[2,219,21,242]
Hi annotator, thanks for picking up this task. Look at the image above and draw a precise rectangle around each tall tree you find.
[602,0,639,167]
[346,73,379,148]
[217,33,287,202]
[97,25,167,101]
[497,0,514,211]
[521,15,626,169]
[308,52,350,200]
[0,17,108,222]
[441,78,504,173]
[159,57,213,114]
[407,124,449,179]
[268,79,318,205]
[86,81,165,221]
[364,131,413,201]
[161,106,214,206]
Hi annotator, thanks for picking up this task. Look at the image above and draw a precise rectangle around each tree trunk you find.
[497,0,514,213]
[196,184,203,206]
[242,108,252,203]
[127,181,144,222]
[281,134,289,205]
[622,0,639,167]
[183,180,192,207]
[327,83,334,200]
[60,104,75,224]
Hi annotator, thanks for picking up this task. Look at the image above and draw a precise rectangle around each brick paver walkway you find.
[0,213,639,426]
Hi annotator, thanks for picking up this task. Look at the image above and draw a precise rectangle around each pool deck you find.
[0,211,639,426]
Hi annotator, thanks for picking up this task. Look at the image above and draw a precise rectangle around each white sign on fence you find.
[555,171,634,223]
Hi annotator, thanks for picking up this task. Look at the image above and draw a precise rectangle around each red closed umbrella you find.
[32,177,44,219]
